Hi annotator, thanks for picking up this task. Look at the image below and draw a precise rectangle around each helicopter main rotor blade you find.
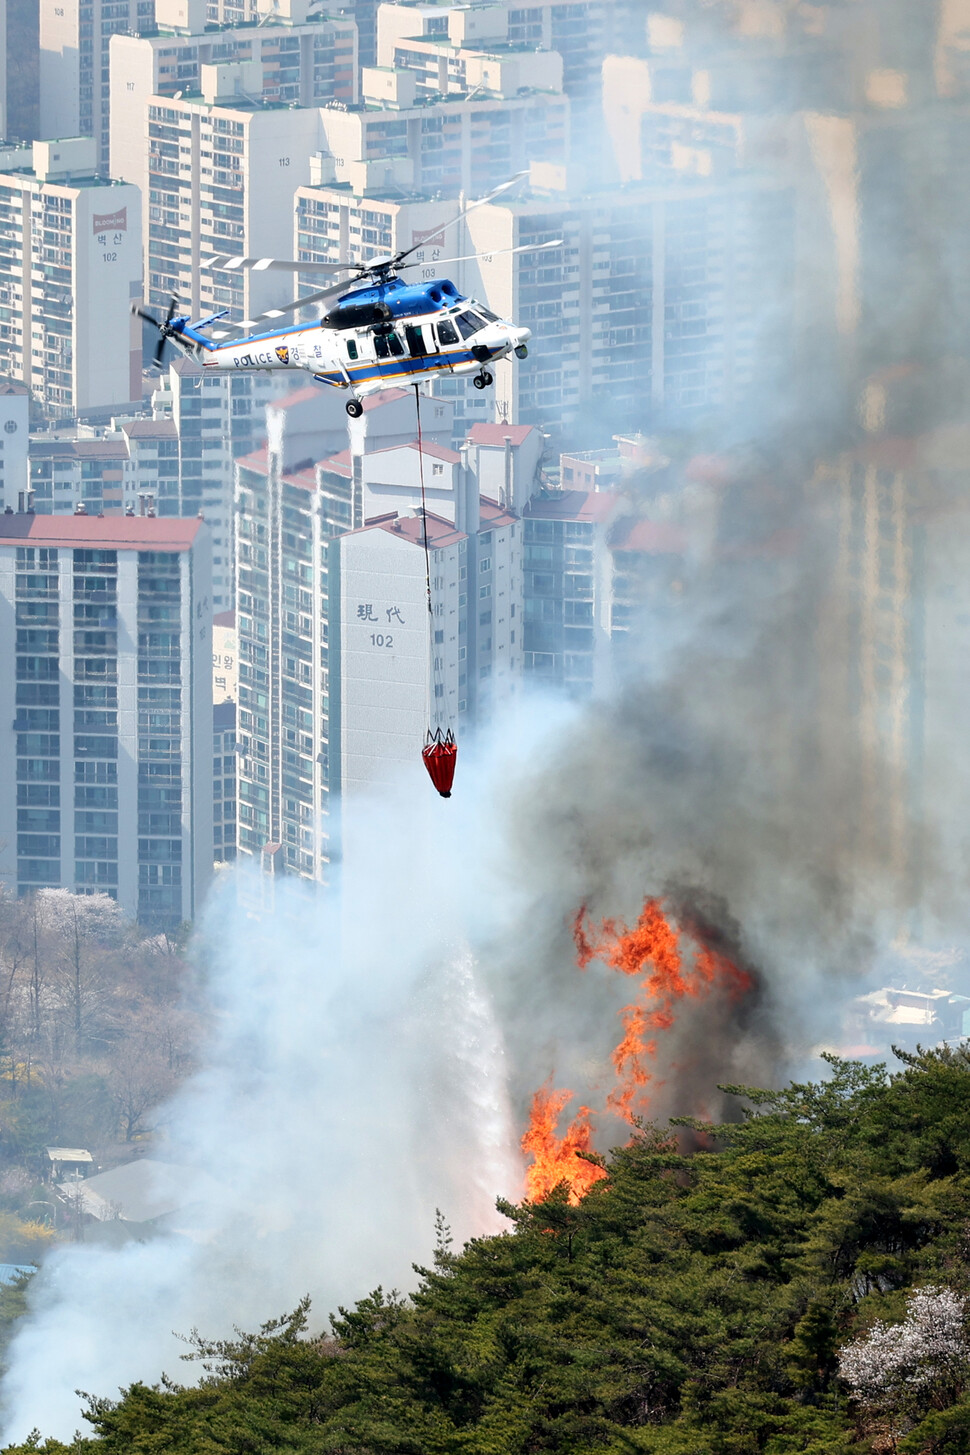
[388,172,529,271]
[206,279,354,339]
[202,253,359,276]
[399,237,564,270]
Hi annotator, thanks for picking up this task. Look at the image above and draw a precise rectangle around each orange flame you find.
[520,1083,608,1205]
[572,899,752,1125]
[522,898,754,1203]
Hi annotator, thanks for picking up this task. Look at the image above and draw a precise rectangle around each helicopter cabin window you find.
[345,338,359,360]
[436,318,460,347]
[374,329,405,359]
[455,312,480,340]
[404,324,428,358]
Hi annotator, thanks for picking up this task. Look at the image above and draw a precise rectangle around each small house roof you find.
[46,1147,94,1163]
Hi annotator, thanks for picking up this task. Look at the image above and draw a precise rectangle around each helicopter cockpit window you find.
[474,306,499,324]
[346,338,359,360]
[455,312,480,339]
[436,318,460,347]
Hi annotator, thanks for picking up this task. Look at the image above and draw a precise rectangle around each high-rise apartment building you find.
[453,166,794,438]
[28,433,130,513]
[109,0,358,185]
[232,380,541,877]
[146,358,290,606]
[138,89,330,316]
[40,0,156,171]
[232,382,465,876]
[520,485,614,696]
[341,0,377,70]
[376,0,640,133]
[6,0,40,143]
[0,510,212,929]
[306,76,568,199]
[0,139,141,418]
[25,358,288,607]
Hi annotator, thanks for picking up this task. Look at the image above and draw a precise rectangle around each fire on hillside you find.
[521,898,754,1204]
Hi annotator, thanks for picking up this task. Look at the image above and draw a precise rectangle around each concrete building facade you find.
[0,510,212,929]
[26,356,290,608]
[0,381,28,511]
[109,2,358,187]
[455,168,794,438]
[0,139,142,418]
[40,0,156,171]
[376,0,642,133]
[232,379,534,878]
[141,92,329,317]
[213,696,236,861]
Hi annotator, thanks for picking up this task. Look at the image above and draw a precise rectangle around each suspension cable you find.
[414,383,433,623]
[414,384,440,730]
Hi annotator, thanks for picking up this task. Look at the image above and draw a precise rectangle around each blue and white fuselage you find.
[166,275,530,409]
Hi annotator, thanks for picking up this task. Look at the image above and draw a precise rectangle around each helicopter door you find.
[373,327,406,379]
[404,324,428,359]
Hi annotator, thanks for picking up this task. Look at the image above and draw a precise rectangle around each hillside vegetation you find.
[10,1048,970,1454]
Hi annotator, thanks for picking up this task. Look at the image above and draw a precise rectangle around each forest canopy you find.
[8,1047,970,1455]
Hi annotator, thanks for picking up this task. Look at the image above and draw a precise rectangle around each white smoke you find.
[0,745,528,1443]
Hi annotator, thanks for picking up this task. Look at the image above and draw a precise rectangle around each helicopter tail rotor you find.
[132,295,182,368]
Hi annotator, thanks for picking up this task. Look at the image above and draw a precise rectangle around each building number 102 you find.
[370,633,393,648]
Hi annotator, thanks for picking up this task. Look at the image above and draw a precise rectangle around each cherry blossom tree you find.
[839,1286,970,1443]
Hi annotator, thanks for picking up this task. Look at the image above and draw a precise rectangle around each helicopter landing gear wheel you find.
[473,370,493,390]
[345,398,363,418]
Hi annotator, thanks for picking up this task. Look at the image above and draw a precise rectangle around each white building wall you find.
[361,447,459,522]
[489,518,521,688]
[111,16,358,185]
[337,527,461,797]
[39,0,81,140]
[240,108,323,270]
[72,184,143,411]
[41,0,151,168]
[143,99,325,318]
[108,36,157,186]
[375,1,457,67]
[0,392,29,510]
[0,168,142,417]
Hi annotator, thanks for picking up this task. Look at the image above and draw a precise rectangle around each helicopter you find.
[134,175,560,417]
